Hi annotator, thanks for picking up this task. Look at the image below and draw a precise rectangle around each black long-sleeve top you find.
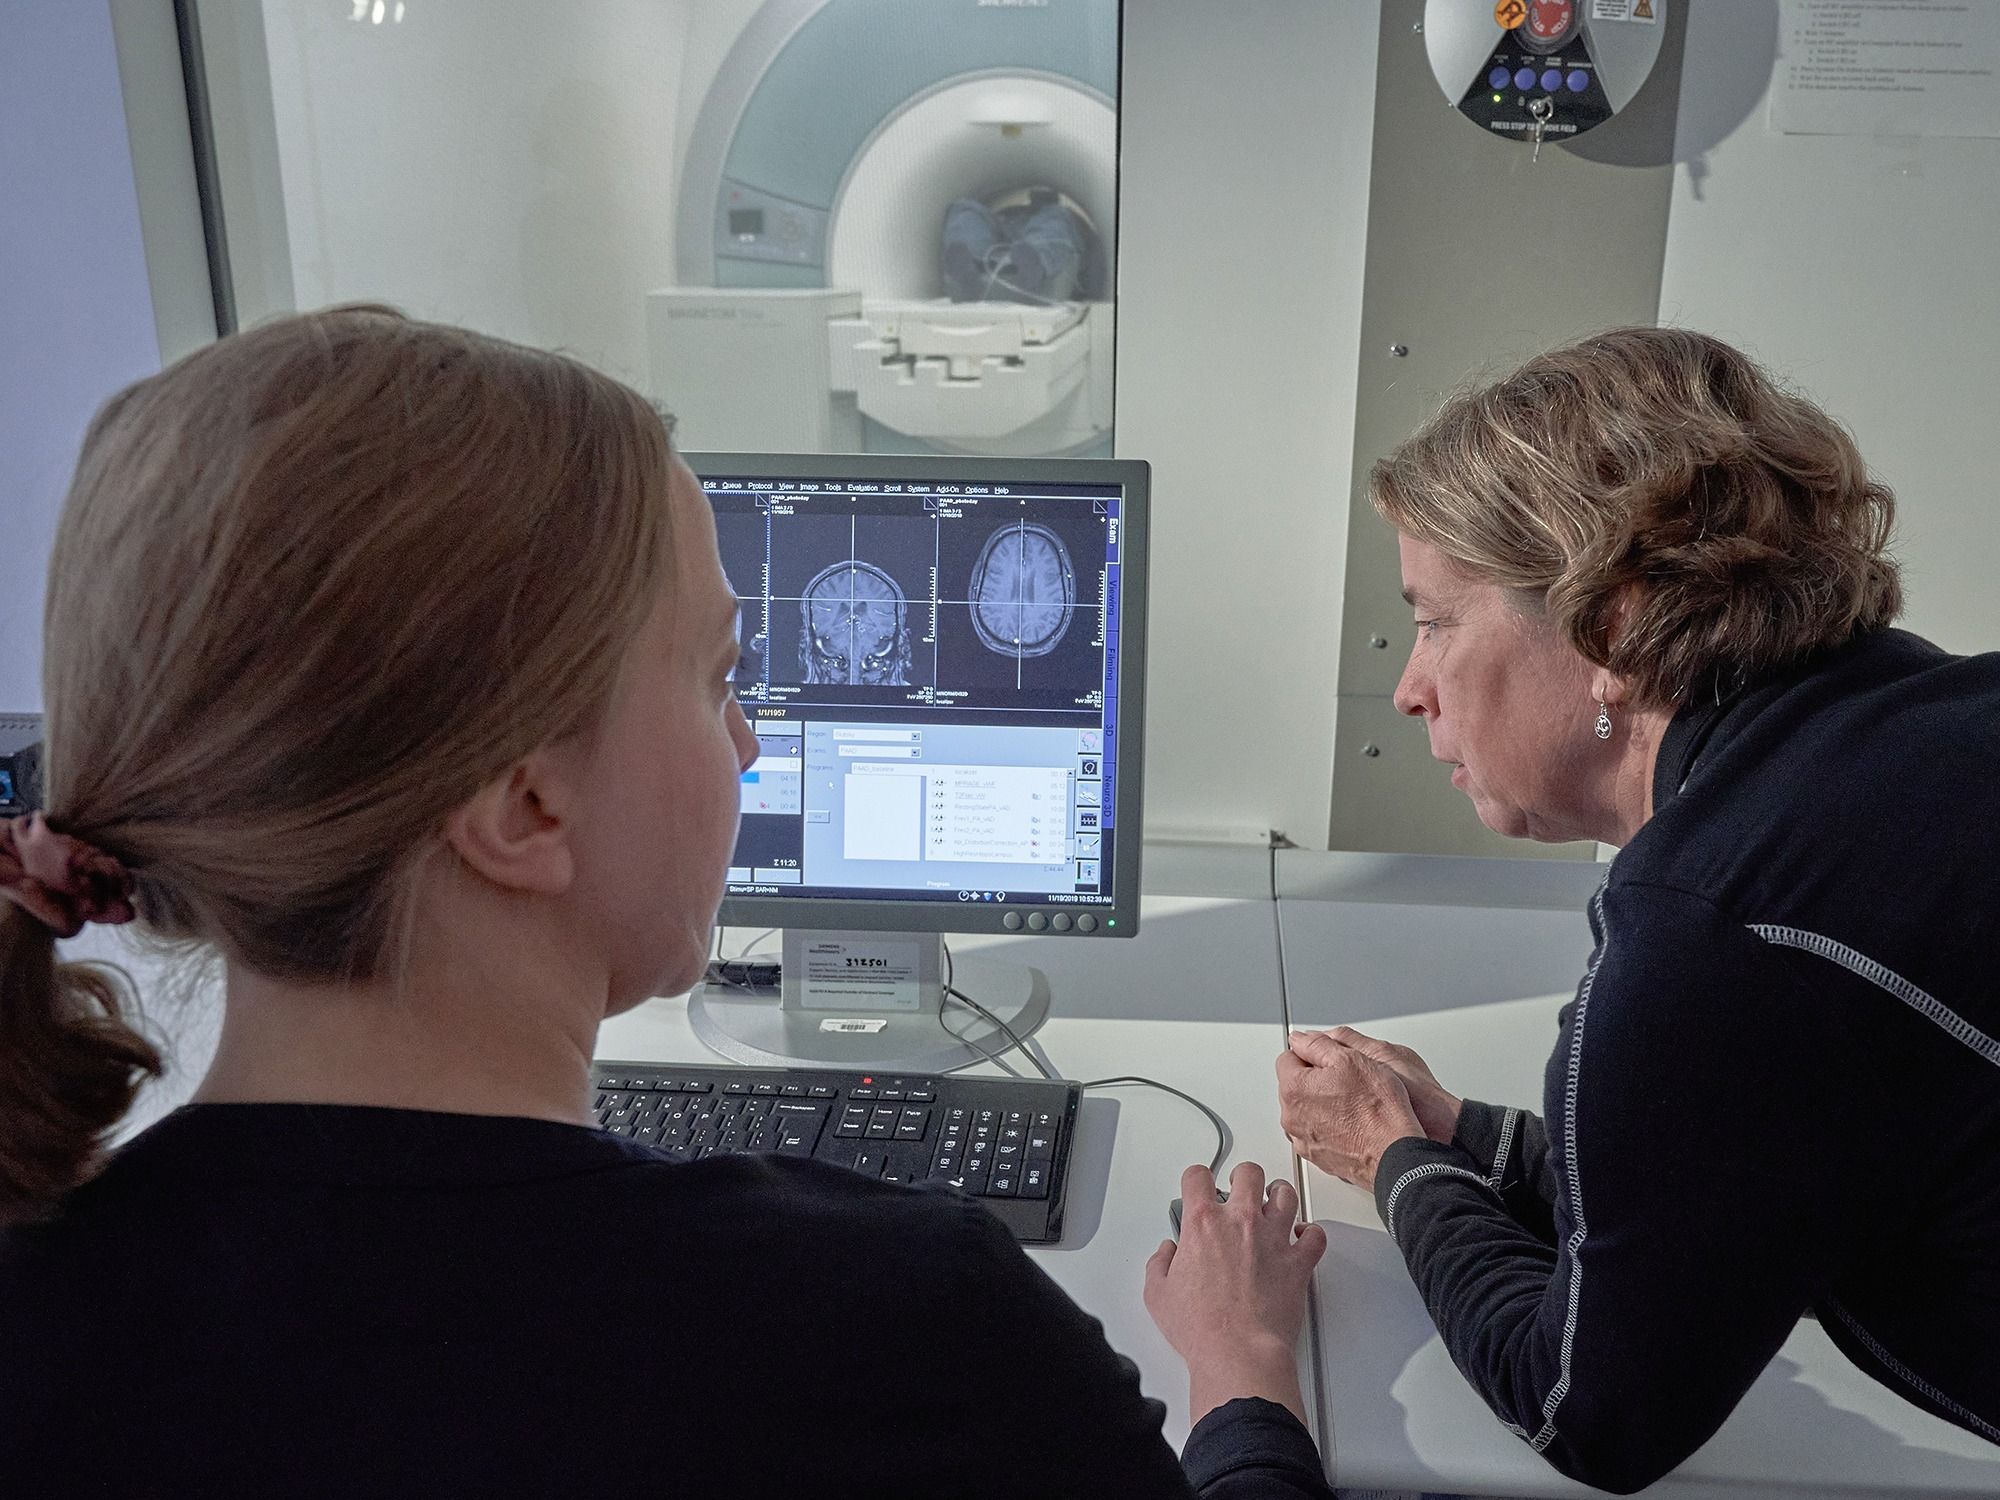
[0,1102,1332,1497]
[1373,628,2000,1493]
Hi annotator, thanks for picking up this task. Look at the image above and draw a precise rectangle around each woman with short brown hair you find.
[1280,327,2000,1491]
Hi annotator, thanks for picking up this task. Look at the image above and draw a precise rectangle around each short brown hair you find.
[1,307,676,1223]
[1371,326,1901,707]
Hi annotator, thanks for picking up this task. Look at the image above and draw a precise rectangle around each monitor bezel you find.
[684,450,1149,941]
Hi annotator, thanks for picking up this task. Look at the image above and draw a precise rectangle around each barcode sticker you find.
[819,1018,888,1034]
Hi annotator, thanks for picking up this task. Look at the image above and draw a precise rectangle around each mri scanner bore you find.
[650,0,1118,457]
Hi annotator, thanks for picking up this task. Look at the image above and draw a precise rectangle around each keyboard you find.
[590,1060,1083,1244]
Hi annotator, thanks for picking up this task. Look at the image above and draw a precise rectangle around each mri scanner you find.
[648,0,1118,457]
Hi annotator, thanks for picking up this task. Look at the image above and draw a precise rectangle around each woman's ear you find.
[442,751,576,896]
[1590,667,1640,709]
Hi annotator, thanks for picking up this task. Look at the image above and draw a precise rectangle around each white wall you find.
[1116,0,1378,846]
[1661,3,2000,655]
[255,0,691,388]
[0,1,164,713]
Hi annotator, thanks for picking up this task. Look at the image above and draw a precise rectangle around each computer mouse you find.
[1167,1188,1229,1237]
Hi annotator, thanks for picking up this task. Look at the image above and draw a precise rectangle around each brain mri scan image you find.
[969,522,1075,658]
[800,559,914,685]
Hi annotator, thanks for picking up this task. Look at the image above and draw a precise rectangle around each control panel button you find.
[1076,913,1098,932]
[1540,68,1562,92]
[1051,913,1073,932]
[1488,64,1511,90]
[1027,912,1049,931]
[1567,68,1590,93]
[1513,66,1536,90]
[1002,911,1023,931]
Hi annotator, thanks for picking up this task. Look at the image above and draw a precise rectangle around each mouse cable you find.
[939,944,1229,1175]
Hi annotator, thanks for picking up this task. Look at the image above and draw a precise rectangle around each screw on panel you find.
[1369,634,1388,649]
[1389,344,1409,358]
[1362,744,1382,758]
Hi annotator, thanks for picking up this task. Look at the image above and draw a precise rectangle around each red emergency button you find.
[1526,0,1576,44]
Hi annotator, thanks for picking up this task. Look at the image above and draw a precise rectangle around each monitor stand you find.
[687,929,1051,1073]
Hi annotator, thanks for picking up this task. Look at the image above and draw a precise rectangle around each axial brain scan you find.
[799,559,914,685]
[969,522,1076,658]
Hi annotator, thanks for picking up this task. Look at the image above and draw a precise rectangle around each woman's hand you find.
[1276,1032,1427,1191]
[1143,1161,1327,1427]
[1294,1027,1463,1145]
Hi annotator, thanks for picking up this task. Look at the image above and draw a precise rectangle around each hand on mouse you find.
[1143,1160,1326,1427]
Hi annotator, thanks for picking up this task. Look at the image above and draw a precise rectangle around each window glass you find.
[241,0,1120,457]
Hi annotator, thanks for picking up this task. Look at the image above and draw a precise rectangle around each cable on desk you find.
[938,944,1230,1174]
[1078,1076,1231,1177]
[938,941,1059,1079]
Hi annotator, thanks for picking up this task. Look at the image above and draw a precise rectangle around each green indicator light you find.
[1107,919,1117,927]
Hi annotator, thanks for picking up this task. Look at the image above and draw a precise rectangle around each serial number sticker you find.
[819,1018,889,1034]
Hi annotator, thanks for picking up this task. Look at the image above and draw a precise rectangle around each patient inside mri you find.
[941,188,1107,305]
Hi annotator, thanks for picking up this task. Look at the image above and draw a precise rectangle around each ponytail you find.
[0,904,161,1226]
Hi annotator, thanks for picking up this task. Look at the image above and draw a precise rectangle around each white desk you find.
[598,890,1314,1453]
[1289,980,2000,1499]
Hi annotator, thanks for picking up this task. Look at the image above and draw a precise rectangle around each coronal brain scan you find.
[969,522,1076,658]
[800,559,914,685]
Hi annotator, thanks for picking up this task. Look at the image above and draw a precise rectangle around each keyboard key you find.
[723,1082,751,1095]
[776,1117,822,1155]
[946,1106,969,1126]
[682,1081,713,1094]
[907,1087,937,1103]
[1031,1110,1057,1129]
[1004,1110,1028,1128]
[850,1150,887,1177]
[809,1085,838,1098]
[947,1166,989,1195]
[1020,1164,1050,1199]
[880,1089,905,1102]
[850,1087,877,1100]
[881,1169,910,1184]
[635,1123,660,1145]
[986,1169,1019,1197]
[1027,1131,1056,1157]
[752,1083,779,1096]
[780,1084,805,1097]
[999,1125,1025,1145]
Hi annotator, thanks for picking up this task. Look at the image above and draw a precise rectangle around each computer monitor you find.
[683,452,1149,1070]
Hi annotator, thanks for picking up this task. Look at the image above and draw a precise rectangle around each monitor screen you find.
[689,453,1147,938]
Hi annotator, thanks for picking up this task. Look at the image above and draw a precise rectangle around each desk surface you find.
[598,892,1310,1454]
[1297,990,2000,1499]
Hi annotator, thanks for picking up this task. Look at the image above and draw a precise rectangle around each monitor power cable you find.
[940,942,1230,1176]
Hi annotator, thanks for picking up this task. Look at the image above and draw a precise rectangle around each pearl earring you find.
[1594,701,1613,740]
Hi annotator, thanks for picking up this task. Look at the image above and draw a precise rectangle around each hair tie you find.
[0,814,137,939]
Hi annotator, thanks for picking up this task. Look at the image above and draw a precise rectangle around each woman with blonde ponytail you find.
[0,309,1332,1499]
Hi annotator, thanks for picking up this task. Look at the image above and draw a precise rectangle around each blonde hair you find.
[0,307,677,1223]
[1371,326,1901,707]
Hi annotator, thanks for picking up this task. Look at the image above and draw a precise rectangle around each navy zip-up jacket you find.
[1373,628,2000,1493]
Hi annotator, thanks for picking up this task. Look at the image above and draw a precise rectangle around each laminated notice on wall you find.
[1772,0,2000,138]
[797,936,924,1012]
[1591,0,1658,21]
